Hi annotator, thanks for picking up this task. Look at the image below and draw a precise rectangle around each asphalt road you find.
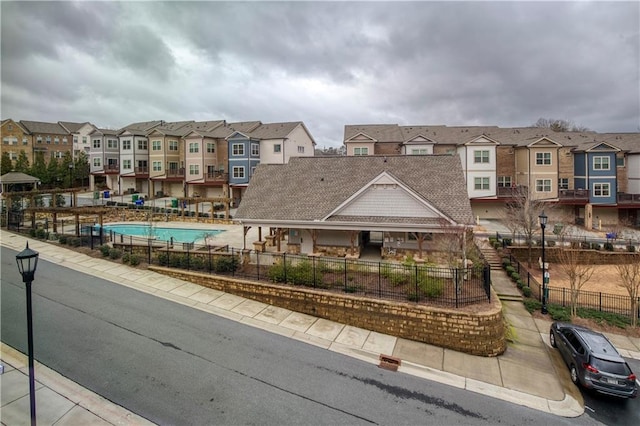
[1,246,605,425]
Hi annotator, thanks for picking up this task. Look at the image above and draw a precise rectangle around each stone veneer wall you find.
[150,266,506,357]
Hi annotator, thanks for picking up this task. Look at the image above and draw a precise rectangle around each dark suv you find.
[550,322,637,399]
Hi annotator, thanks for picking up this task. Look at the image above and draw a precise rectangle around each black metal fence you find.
[50,229,492,308]
[505,253,639,320]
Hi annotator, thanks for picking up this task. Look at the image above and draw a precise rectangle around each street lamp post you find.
[539,211,548,314]
[16,242,40,426]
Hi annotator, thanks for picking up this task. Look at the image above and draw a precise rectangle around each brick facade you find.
[150,267,506,357]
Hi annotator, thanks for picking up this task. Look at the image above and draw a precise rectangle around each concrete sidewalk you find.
[2,227,640,424]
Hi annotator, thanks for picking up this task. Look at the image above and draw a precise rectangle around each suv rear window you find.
[591,357,631,376]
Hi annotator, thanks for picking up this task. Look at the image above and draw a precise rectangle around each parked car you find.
[550,322,637,398]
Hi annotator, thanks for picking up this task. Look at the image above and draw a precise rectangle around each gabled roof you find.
[58,121,94,133]
[0,171,40,184]
[1,119,29,133]
[118,120,163,133]
[235,155,474,227]
[344,124,403,143]
[19,120,69,135]
[185,121,263,139]
[89,128,119,137]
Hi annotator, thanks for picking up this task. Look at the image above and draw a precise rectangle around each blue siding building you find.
[574,143,619,205]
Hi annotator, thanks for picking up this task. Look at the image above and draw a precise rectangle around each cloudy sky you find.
[2,1,638,148]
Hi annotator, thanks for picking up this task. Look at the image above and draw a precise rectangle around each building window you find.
[189,142,199,153]
[536,179,552,192]
[593,183,610,197]
[46,136,51,144]
[274,144,281,153]
[353,147,369,156]
[22,137,28,145]
[251,143,260,156]
[558,178,569,190]
[593,156,610,170]
[189,164,199,175]
[82,136,87,144]
[233,166,245,178]
[232,144,244,156]
[107,139,118,149]
[410,149,428,155]
[474,177,490,190]
[497,176,512,187]
[93,140,101,149]
[122,140,131,150]
[536,152,552,165]
[168,162,179,172]
[93,158,101,167]
[152,140,162,151]
[123,160,131,169]
[207,143,215,153]
[62,137,68,144]
[616,157,625,167]
[36,136,42,143]
[137,139,148,150]
[297,146,304,154]
[474,150,490,163]
[153,161,162,171]
[54,137,60,144]
[3,138,10,144]
[73,137,78,144]
[169,141,178,151]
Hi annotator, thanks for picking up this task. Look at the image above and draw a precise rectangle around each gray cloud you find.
[1,1,638,147]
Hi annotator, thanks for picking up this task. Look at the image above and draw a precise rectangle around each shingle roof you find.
[118,120,163,133]
[235,155,474,226]
[248,122,300,139]
[58,121,92,133]
[344,124,404,142]
[19,120,69,135]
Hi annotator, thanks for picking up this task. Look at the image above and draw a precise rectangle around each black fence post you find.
[312,256,317,288]
[344,258,347,288]
[208,245,212,273]
[283,252,287,283]
[455,268,459,309]
[148,239,151,265]
[378,262,382,298]
[256,250,260,281]
[414,265,419,302]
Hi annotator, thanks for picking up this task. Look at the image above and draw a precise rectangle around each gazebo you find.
[0,172,41,193]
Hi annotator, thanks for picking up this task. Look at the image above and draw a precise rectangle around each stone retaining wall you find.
[150,266,506,356]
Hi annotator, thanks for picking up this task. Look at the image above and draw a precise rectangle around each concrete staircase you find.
[476,238,523,302]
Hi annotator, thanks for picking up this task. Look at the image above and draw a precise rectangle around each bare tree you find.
[615,254,640,327]
[555,244,597,319]
[502,185,548,267]
[532,117,590,132]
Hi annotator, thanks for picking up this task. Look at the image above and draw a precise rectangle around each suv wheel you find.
[570,364,579,385]
[550,331,556,348]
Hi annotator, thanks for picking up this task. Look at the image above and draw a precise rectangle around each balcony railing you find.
[134,167,149,176]
[166,168,185,178]
[497,185,527,197]
[559,189,589,199]
[617,193,640,204]
[205,172,228,182]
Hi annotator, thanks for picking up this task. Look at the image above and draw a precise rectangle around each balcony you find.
[134,166,149,177]
[205,172,229,183]
[497,185,528,197]
[166,168,185,178]
[104,164,119,174]
[617,192,640,204]
[558,189,589,200]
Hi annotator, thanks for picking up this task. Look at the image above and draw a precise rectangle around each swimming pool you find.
[97,224,224,243]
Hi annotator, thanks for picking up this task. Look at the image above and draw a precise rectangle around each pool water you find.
[98,224,223,243]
